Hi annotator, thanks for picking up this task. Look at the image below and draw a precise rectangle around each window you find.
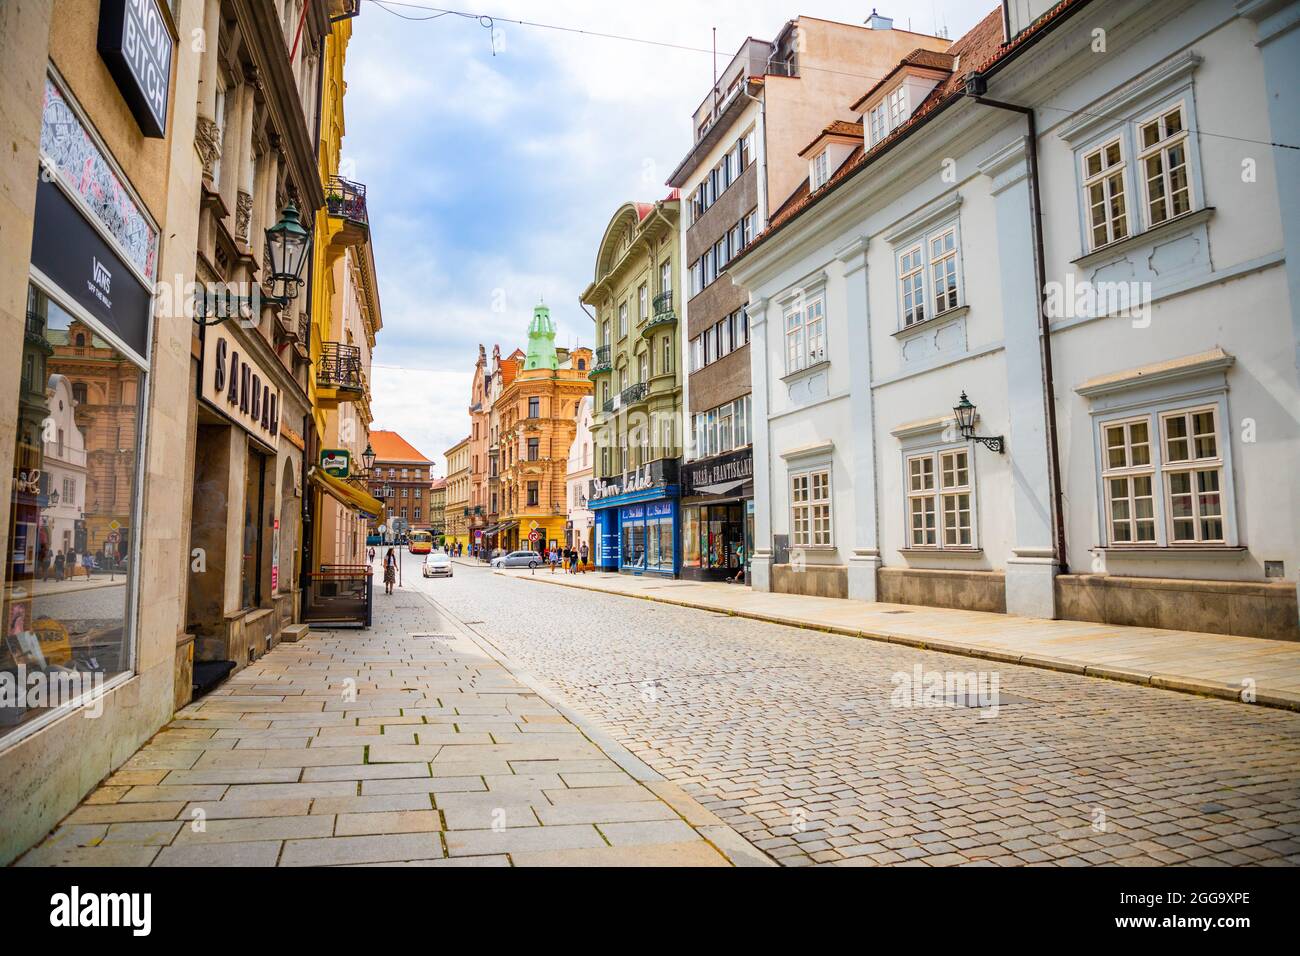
[528,396,539,419]
[812,150,829,190]
[732,307,750,347]
[886,85,907,129]
[602,320,611,346]
[638,352,648,383]
[527,482,539,507]
[1160,406,1223,543]
[72,382,87,403]
[414,508,421,520]
[618,302,628,338]
[899,244,926,326]
[638,283,648,322]
[790,468,832,547]
[527,438,539,461]
[662,335,672,374]
[869,103,886,145]
[691,336,704,372]
[1139,104,1191,227]
[1082,139,1128,250]
[660,261,671,294]
[929,227,959,316]
[1100,417,1156,544]
[783,293,825,374]
[906,449,975,548]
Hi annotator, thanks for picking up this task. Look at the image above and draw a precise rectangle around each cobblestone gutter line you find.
[508,573,1300,713]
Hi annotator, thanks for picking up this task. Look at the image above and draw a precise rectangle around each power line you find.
[365,0,1298,153]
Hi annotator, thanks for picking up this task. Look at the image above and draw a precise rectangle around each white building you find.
[566,396,595,555]
[729,0,1300,640]
[41,374,87,567]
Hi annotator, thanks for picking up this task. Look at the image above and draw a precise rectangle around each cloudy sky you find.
[346,0,993,474]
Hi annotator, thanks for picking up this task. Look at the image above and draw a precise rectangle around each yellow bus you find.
[408,531,433,555]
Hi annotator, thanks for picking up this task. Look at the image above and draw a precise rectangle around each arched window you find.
[75,333,86,347]
[577,358,586,370]
[72,382,88,404]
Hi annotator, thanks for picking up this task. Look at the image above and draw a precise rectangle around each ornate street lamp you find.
[265,203,312,303]
[953,392,1005,454]
[361,442,376,476]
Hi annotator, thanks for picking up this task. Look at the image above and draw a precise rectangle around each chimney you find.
[867,8,893,30]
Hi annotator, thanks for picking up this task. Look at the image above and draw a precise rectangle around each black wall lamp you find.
[265,203,312,304]
[953,392,1005,454]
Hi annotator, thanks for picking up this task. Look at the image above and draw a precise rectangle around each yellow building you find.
[444,437,471,551]
[308,3,383,572]
[496,305,593,553]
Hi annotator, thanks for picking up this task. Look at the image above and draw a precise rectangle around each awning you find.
[494,521,518,534]
[309,467,386,521]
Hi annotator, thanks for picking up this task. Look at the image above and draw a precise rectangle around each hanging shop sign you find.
[198,324,282,451]
[320,449,351,479]
[97,0,176,138]
[681,447,753,498]
[30,177,151,359]
[589,457,679,504]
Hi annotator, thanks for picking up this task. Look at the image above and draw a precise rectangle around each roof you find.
[429,477,447,491]
[742,0,1090,254]
[849,48,957,113]
[798,120,865,159]
[368,430,433,464]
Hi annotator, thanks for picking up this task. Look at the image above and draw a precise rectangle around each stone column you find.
[194,0,223,182]
[748,294,773,591]
[836,236,882,602]
[979,137,1058,618]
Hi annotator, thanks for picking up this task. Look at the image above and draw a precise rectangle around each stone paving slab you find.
[500,568,1300,710]
[15,588,756,867]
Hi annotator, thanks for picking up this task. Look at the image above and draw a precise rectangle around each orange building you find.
[496,305,593,553]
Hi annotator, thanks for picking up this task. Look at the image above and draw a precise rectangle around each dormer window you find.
[869,85,908,145]
[811,151,830,190]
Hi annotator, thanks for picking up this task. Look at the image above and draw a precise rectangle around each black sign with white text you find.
[97,0,175,138]
[30,177,152,358]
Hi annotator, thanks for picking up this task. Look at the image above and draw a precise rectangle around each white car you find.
[422,553,453,578]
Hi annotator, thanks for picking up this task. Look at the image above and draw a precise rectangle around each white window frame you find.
[904,445,978,550]
[1136,100,1192,228]
[783,293,826,375]
[894,220,963,329]
[1100,415,1157,545]
[1158,404,1225,544]
[790,467,833,548]
[1081,137,1129,252]
[618,302,628,338]
[812,150,829,190]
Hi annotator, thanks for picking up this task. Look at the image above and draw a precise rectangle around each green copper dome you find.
[523,302,558,371]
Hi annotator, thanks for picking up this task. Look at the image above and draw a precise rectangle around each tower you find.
[523,302,558,372]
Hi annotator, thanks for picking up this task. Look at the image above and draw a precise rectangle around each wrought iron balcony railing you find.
[317,342,363,392]
[653,290,673,315]
[589,344,613,380]
[621,382,649,406]
[326,176,368,226]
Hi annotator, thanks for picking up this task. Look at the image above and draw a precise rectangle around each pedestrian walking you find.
[549,547,561,574]
[579,542,589,573]
[729,542,747,584]
[53,550,65,582]
[383,547,397,595]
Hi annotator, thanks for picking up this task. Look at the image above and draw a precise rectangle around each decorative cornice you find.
[1056,51,1203,145]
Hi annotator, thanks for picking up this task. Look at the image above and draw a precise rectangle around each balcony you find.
[621,382,648,406]
[316,342,364,407]
[325,176,369,249]
[642,292,677,337]
[588,344,612,380]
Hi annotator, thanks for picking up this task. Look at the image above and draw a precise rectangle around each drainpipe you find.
[965,79,1069,574]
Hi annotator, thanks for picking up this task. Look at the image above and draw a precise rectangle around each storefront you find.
[2,75,159,742]
[589,458,680,576]
[680,447,753,583]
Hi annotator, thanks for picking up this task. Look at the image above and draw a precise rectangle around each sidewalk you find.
[16,587,767,867]
[498,568,1300,711]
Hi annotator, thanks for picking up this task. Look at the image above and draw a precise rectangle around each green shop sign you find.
[320,449,351,478]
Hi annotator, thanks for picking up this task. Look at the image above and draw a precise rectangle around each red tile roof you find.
[798,120,865,159]
[747,0,1090,249]
[369,430,433,464]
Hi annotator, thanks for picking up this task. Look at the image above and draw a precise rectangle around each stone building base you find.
[771,563,848,599]
[878,568,1007,613]
[1055,575,1300,642]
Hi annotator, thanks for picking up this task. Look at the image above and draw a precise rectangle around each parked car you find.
[490,550,540,569]
[422,553,453,578]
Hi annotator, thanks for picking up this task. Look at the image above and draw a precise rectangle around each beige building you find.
[0,0,198,864]
[444,437,471,549]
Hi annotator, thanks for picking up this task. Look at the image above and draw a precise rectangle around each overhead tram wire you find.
[364,0,1299,153]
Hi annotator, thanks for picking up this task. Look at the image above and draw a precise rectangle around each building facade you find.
[581,200,684,575]
[730,0,1300,640]
[367,430,434,534]
[443,436,471,550]
[1,0,195,864]
[566,396,595,555]
[429,477,446,535]
[496,306,592,554]
[483,344,523,555]
[667,15,949,584]
[467,345,490,551]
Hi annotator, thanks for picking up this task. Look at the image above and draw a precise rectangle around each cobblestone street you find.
[428,561,1300,867]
